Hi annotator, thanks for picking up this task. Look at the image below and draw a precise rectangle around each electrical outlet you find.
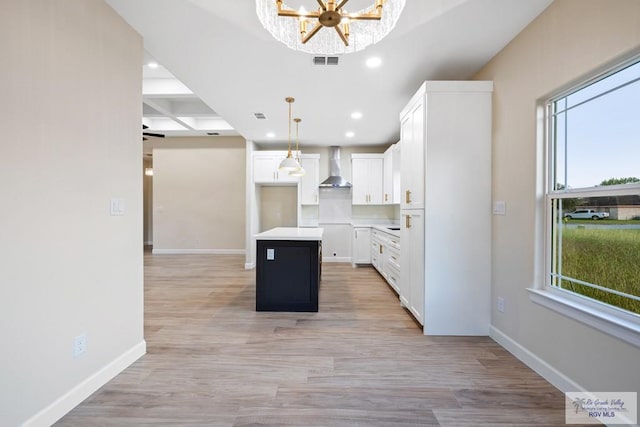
[497,297,505,313]
[73,334,87,358]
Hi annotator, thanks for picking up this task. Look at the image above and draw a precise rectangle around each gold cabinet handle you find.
[405,189,412,204]
[405,215,411,229]
[384,193,388,202]
[379,244,383,254]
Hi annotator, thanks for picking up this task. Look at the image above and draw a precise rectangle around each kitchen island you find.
[254,227,323,312]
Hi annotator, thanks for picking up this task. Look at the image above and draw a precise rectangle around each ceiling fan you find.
[142,124,165,141]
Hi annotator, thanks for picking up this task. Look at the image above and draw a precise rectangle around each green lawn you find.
[564,219,640,225]
[559,227,640,314]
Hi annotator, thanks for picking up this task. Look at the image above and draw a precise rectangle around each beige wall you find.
[475,0,640,391]
[0,1,144,425]
[152,137,246,252]
[260,186,298,231]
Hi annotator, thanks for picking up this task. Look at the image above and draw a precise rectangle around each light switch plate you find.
[493,201,506,215]
[266,248,275,260]
[110,198,125,216]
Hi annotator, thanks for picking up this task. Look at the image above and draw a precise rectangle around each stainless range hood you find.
[320,146,352,188]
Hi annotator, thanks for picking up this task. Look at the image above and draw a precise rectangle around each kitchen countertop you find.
[351,222,401,238]
[255,227,324,241]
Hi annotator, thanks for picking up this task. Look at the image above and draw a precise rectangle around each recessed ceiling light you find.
[147,61,159,69]
[365,57,382,68]
[346,131,355,138]
[266,132,275,138]
[351,111,363,120]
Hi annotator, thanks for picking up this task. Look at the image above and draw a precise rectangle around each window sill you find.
[527,288,640,348]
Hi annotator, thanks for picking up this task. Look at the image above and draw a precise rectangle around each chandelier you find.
[256,0,406,55]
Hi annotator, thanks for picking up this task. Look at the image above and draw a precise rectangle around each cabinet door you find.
[400,210,424,325]
[299,157,319,204]
[352,157,383,204]
[400,99,424,209]
[407,210,424,325]
[400,114,413,209]
[254,156,277,183]
[409,101,425,208]
[367,158,384,204]
[392,145,401,204]
[383,148,393,204]
[352,227,371,264]
[383,146,400,204]
[351,158,370,204]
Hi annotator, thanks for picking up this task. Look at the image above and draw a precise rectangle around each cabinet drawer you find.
[385,264,400,293]
[386,247,400,270]
[387,236,400,250]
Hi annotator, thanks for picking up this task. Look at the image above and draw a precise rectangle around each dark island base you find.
[256,239,321,312]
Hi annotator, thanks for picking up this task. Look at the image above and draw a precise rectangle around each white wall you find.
[475,0,640,392]
[152,136,246,253]
[0,1,144,425]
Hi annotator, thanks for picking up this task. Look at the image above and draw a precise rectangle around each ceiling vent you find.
[313,56,339,66]
[254,112,266,119]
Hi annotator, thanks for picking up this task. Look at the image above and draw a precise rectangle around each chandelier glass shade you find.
[256,0,406,55]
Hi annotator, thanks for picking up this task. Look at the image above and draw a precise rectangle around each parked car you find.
[563,209,610,220]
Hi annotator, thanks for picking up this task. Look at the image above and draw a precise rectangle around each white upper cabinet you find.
[400,95,425,209]
[351,154,383,205]
[299,155,320,205]
[253,151,299,184]
[383,143,401,204]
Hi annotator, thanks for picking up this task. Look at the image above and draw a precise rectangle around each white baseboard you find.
[322,257,351,263]
[24,340,146,427]
[245,262,256,270]
[152,249,245,255]
[490,326,585,393]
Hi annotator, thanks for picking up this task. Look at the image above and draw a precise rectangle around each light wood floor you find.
[57,254,576,426]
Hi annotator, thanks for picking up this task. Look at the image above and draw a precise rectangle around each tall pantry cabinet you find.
[399,81,493,335]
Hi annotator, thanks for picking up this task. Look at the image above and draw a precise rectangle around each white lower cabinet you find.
[400,210,424,325]
[368,228,400,294]
[352,227,371,265]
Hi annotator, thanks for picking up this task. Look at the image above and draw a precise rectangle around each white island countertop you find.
[255,227,324,241]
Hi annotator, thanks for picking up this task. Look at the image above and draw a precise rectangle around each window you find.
[546,58,640,317]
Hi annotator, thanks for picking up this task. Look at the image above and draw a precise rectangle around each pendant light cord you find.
[286,97,294,157]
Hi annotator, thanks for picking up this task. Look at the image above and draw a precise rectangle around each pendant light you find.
[289,117,306,177]
[278,97,301,171]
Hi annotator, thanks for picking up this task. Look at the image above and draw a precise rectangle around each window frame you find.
[529,55,640,348]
